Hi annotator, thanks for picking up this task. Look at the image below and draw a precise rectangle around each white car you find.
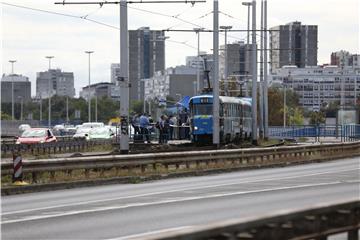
[72,127,92,140]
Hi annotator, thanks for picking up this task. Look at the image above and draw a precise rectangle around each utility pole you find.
[220,25,232,96]
[46,56,54,128]
[194,27,204,94]
[55,0,205,154]
[9,60,16,121]
[85,51,94,122]
[66,96,69,123]
[40,95,42,122]
[259,0,264,139]
[263,0,269,140]
[251,0,258,145]
[242,2,252,98]
[213,0,220,146]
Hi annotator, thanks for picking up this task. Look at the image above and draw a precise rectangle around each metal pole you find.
[213,0,220,146]
[263,0,269,139]
[119,0,130,153]
[95,94,98,122]
[18,97,23,121]
[284,78,287,128]
[197,30,200,93]
[85,51,94,122]
[224,28,228,95]
[259,0,264,139]
[9,60,16,121]
[46,56,54,128]
[40,96,42,122]
[66,96,69,123]
[251,0,258,145]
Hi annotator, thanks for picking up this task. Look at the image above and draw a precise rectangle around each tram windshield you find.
[192,104,212,115]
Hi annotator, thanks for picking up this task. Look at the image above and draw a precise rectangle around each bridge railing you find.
[136,201,359,240]
[1,141,359,186]
[269,124,360,141]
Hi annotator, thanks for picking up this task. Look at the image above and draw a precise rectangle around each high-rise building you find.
[270,22,318,72]
[1,74,31,103]
[219,41,254,81]
[36,69,75,98]
[128,27,165,101]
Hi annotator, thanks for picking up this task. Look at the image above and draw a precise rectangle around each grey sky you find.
[1,0,359,96]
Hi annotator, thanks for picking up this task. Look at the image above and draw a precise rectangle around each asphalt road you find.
[2,157,359,240]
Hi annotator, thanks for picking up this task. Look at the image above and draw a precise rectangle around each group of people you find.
[131,111,189,144]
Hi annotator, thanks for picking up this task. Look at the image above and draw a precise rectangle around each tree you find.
[0,111,12,120]
[268,86,303,126]
[309,111,325,125]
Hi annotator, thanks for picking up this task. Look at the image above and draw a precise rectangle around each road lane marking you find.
[2,180,359,224]
[2,167,359,216]
[104,226,193,240]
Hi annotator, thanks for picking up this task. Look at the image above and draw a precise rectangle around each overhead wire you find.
[1,2,120,29]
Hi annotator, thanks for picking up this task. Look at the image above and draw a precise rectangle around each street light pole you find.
[242,2,252,98]
[213,0,220,146]
[45,56,54,128]
[85,51,94,122]
[9,60,16,121]
[18,96,23,121]
[220,26,232,96]
[263,0,269,139]
[251,0,258,145]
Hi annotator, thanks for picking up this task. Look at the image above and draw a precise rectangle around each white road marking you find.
[104,226,193,240]
[2,167,359,216]
[2,181,359,224]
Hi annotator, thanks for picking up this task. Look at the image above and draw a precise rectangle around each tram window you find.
[193,104,212,115]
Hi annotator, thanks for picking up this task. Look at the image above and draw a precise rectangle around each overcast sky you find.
[1,0,359,96]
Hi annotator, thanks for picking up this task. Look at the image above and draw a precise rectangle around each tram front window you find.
[193,104,212,115]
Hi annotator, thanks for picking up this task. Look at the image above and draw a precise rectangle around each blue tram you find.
[189,95,252,143]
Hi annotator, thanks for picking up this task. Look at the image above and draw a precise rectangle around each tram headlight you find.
[194,126,198,131]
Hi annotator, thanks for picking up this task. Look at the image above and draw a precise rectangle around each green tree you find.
[0,111,12,120]
[309,111,325,125]
[131,100,143,114]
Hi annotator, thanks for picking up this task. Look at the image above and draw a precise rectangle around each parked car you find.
[72,127,92,140]
[87,127,115,140]
[81,122,104,129]
[16,128,57,144]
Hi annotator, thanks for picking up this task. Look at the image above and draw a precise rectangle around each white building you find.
[270,65,360,111]
[80,82,120,101]
[143,66,197,102]
[110,63,121,84]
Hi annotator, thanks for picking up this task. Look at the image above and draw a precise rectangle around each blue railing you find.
[269,125,360,141]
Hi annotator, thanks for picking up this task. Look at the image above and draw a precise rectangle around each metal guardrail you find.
[1,139,113,156]
[137,201,360,240]
[1,141,359,184]
[269,124,360,141]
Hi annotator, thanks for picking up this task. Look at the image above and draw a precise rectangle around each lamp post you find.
[242,2,252,90]
[9,60,16,121]
[45,56,54,128]
[194,28,205,94]
[220,26,232,96]
[85,51,94,122]
[18,96,23,121]
[250,0,258,145]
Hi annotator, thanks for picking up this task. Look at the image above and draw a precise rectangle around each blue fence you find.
[269,125,360,141]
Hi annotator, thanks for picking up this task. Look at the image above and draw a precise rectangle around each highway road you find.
[2,157,359,240]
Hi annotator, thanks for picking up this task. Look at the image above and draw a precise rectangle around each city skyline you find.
[2,0,359,96]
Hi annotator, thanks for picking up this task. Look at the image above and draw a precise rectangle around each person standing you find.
[140,113,150,143]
